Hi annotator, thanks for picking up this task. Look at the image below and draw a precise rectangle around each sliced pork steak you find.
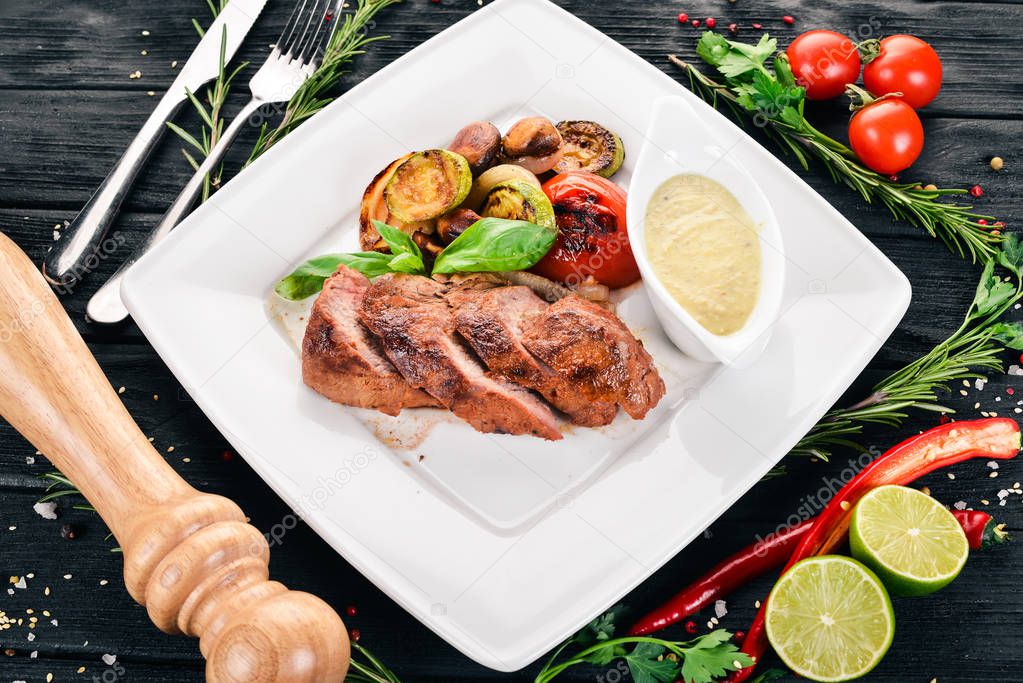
[359,274,563,440]
[521,295,666,419]
[302,266,438,416]
[449,285,617,427]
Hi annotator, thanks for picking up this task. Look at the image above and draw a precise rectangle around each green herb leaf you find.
[432,217,556,275]
[997,232,1023,278]
[338,252,399,279]
[973,260,1017,317]
[623,642,677,683]
[678,630,754,683]
[697,31,776,80]
[274,254,346,300]
[372,220,426,275]
[573,605,626,646]
[990,321,1023,350]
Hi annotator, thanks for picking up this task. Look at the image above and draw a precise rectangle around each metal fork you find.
[86,0,344,324]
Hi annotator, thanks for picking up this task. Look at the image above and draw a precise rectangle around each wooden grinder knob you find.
[0,232,350,682]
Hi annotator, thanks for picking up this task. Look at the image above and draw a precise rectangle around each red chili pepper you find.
[628,506,1005,637]
[731,418,1020,681]
[629,520,812,636]
[953,509,1010,550]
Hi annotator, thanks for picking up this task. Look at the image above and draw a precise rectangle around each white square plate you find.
[122,0,911,671]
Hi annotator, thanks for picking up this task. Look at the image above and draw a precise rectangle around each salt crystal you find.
[101,654,117,666]
[25,456,34,465]
[998,490,1009,500]
[988,461,1000,470]
[30,651,37,659]
[13,577,26,589]
[714,600,728,618]
[953,500,968,510]
[33,502,58,520]
[27,632,35,641]
[1009,365,1023,376]
[975,378,987,391]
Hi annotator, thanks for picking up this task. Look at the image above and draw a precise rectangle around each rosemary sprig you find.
[670,33,1002,262]
[169,2,249,201]
[347,643,402,683]
[245,0,401,164]
[791,234,1023,461]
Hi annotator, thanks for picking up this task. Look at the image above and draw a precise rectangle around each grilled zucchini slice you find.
[480,179,555,229]
[359,154,436,252]
[385,149,472,222]
[553,120,624,178]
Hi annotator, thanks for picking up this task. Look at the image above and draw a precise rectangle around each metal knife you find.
[42,0,268,288]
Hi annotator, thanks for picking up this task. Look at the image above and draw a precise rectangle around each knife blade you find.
[42,0,269,289]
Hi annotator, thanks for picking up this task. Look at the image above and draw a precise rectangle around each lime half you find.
[850,484,969,597]
[765,556,894,682]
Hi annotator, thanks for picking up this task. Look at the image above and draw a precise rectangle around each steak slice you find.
[449,285,617,427]
[521,295,666,419]
[302,266,439,416]
[360,274,563,440]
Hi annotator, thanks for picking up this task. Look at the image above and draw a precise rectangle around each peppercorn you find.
[59,523,76,540]
[923,184,938,191]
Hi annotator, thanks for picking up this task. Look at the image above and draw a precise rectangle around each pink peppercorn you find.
[705,17,716,28]
[782,15,795,25]
[677,11,688,23]
[970,185,984,197]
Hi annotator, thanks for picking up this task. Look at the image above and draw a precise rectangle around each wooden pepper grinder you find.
[0,232,350,681]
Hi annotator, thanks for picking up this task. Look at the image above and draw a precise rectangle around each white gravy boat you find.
[626,96,786,366]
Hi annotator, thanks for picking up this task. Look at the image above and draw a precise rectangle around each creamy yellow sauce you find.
[645,174,761,336]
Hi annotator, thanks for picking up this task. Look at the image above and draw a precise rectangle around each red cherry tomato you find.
[785,30,861,100]
[848,98,924,175]
[863,35,942,109]
[530,172,640,289]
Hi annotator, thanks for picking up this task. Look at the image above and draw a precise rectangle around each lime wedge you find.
[765,556,894,682]
[850,484,969,597]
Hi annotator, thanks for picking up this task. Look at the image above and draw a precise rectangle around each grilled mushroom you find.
[449,121,502,175]
[501,117,564,174]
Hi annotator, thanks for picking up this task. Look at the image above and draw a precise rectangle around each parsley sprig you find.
[535,607,752,683]
[671,32,1002,262]
[792,234,1023,460]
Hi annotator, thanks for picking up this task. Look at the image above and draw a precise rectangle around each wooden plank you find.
[1,0,1021,119]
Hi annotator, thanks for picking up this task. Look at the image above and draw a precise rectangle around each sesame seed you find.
[117,386,125,394]
[142,30,151,36]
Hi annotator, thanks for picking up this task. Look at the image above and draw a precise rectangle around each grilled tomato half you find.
[530,172,640,289]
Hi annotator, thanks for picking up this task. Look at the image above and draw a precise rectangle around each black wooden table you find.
[1,0,1021,681]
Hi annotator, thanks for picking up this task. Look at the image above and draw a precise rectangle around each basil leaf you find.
[338,252,398,279]
[432,217,556,274]
[273,251,401,301]
[372,219,426,274]
[387,251,425,274]
[274,254,346,300]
